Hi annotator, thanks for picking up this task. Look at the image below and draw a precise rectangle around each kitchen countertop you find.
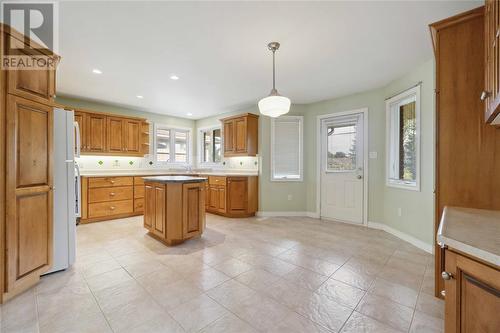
[79,169,258,177]
[437,206,500,267]
[142,176,207,183]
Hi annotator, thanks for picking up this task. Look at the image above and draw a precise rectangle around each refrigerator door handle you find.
[74,121,81,158]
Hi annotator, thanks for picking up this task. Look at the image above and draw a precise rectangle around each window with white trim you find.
[271,116,303,181]
[154,124,191,164]
[199,127,222,164]
[386,85,420,190]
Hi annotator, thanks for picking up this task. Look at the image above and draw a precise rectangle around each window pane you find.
[203,131,212,163]
[272,117,302,180]
[156,128,170,162]
[399,101,416,181]
[213,129,221,163]
[174,130,188,163]
[327,124,356,171]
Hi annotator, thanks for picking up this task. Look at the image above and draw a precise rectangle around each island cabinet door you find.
[153,185,166,238]
[444,250,500,333]
[183,183,205,238]
[144,184,155,231]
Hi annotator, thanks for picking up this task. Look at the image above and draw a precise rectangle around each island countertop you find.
[142,175,207,183]
[437,206,500,267]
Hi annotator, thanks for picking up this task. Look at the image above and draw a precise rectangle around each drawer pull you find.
[110,206,116,210]
[110,180,115,184]
[110,192,116,196]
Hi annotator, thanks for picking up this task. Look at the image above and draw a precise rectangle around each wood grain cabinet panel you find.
[5,95,53,298]
[88,199,133,218]
[88,186,133,203]
[124,119,141,154]
[107,117,125,153]
[221,114,259,157]
[183,183,205,238]
[205,176,257,217]
[144,185,154,230]
[443,249,500,332]
[6,35,56,105]
[88,177,133,188]
[87,114,106,153]
[134,198,144,213]
[227,177,247,214]
[153,185,166,237]
[134,185,145,199]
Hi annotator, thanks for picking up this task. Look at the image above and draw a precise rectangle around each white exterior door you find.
[320,113,364,224]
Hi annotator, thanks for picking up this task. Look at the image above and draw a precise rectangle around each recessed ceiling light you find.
[170,75,179,80]
[92,69,102,74]
[136,95,144,99]
[187,113,193,116]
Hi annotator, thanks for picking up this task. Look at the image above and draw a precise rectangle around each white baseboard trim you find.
[368,221,433,254]
[256,211,314,217]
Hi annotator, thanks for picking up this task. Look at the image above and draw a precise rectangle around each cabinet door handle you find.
[110,180,115,184]
[110,206,116,210]
[110,192,116,196]
[481,91,491,101]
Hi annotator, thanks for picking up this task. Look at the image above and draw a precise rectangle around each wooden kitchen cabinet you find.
[484,0,500,124]
[443,249,500,332]
[5,32,57,105]
[4,95,54,301]
[206,176,258,217]
[143,180,205,245]
[221,113,259,156]
[71,109,148,156]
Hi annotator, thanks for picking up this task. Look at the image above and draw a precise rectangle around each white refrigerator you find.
[46,108,77,274]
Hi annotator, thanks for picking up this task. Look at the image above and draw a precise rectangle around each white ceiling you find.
[57,1,482,119]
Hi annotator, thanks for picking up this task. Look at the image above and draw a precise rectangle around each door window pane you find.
[326,124,357,171]
[156,128,170,162]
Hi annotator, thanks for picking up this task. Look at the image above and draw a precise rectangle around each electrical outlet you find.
[287,194,293,201]
[397,208,402,217]
[113,160,120,167]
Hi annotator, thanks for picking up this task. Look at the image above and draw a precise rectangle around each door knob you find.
[357,175,362,179]
[481,91,491,101]
[442,271,453,280]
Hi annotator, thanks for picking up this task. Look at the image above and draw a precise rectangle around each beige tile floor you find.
[0,214,443,333]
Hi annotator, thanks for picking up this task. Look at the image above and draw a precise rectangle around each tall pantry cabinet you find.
[430,6,500,300]
[0,24,59,303]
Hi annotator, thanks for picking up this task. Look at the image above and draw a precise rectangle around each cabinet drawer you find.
[134,176,145,185]
[134,185,144,198]
[209,176,226,186]
[88,177,133,188]
[88,199,133,218]
[88,186,133,203]
[134,198,144,212]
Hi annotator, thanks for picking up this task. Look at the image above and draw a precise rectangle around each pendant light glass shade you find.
[258,94,291,118]
[258,42,290,117]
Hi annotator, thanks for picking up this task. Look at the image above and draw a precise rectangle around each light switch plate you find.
[369,151,378,159]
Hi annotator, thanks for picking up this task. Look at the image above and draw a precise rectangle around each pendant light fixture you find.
[258,42,291,117]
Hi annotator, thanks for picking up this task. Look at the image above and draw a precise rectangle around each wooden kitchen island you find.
[143,176,207,245]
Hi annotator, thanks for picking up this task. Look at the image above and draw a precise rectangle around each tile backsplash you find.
[76,155,259,171]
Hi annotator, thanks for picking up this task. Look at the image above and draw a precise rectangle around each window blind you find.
[271,116,303,180]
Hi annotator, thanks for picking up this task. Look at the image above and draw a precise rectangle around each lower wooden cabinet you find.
[443,249,500,332]
[143,181,205,245]
[206,176,258,217]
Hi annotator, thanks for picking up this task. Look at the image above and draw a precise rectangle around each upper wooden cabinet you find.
[5,33,57,105]
[484,0,500,124]
[221,113,259,156]
[72,109,149,156]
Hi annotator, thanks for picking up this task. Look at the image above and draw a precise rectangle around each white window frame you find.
[153,123,192,166]
[385,85,421,191]
[198,125,222,166]
[271,115,304,182]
